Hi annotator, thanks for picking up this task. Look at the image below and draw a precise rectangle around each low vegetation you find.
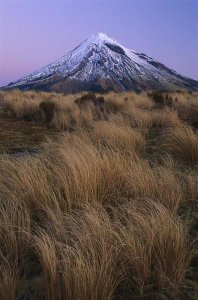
[0,89,197,299]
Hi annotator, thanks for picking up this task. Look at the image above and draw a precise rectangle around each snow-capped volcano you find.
[5,33,198,92]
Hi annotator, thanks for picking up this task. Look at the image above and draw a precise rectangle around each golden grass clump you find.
[162,124,198,164]
[91,121,146,154]
[114,198,190,294]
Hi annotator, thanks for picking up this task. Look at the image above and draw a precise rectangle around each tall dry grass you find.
[162,124,198,164]
[0,89,197,299]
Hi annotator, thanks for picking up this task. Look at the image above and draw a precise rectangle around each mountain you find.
[4,33,198,93]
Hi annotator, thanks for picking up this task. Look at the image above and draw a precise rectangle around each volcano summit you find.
[5,33,198,93]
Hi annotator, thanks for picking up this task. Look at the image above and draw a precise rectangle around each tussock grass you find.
[91,121,146,154]
[114,198,190,294]
[162,124,198,164]
[0,89,197,299]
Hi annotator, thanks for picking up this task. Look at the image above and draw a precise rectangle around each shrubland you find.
[0,89,197,299]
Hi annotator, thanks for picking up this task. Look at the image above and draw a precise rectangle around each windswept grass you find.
[0,89,197,299]
[162,124,198,164]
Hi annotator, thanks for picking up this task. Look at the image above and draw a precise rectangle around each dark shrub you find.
[81,93,97,101]
[148,92,173,108]
[39,101,56,123]
[75,94,106,119]
[95,96,106,114]
[148,92,164,105]
[96,96,105,107]
[164,95,173,107]
[75,93,97,107]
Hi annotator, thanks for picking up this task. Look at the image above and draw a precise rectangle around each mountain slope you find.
[5,33,198,92]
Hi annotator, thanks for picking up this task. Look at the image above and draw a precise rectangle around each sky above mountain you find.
[0,0,197,86]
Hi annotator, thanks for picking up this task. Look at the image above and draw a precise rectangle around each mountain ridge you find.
[4,33,198,92]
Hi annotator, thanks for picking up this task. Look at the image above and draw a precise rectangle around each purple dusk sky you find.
[0,0,197,86]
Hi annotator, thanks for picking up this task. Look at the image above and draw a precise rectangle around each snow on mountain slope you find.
[5,33,198,92]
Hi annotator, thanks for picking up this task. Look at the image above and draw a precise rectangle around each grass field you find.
[0,89,197,299]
